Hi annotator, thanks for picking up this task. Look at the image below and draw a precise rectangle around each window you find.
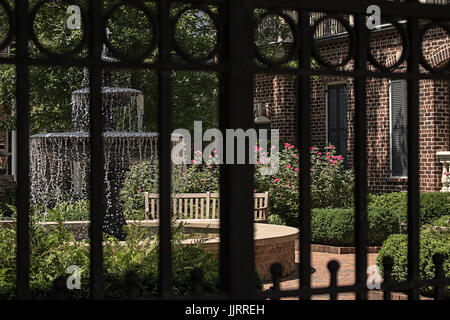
[390,79,408,177]
[327,84,348,165]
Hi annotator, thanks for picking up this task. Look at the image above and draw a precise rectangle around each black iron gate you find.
[3,0,450,300]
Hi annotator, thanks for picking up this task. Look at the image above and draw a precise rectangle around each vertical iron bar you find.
[158,0,172,299]
[382,256,393,301]
[327,260,339,300]
[297,10,312,301]
[406,9,420,301]
[219,0,255,298]
[270,263,282,300]
[89,0,105,300]
[218,1,229,296]
[15,0,30,300]
[354,13,368,300]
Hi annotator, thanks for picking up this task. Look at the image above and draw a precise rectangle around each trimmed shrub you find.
[377,228,450,298]
[368,192,407,221]
[368,192,450,226]
[311,207,400,246]
[420,192,450,225]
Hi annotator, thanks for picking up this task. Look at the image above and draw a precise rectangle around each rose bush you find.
[254,143,354,226]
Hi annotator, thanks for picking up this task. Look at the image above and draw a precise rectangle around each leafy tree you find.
[0,1,219,134]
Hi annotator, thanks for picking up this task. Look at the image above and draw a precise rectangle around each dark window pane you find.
[390,79,408,177]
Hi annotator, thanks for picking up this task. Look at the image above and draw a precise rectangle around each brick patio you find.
[263,240,432,300]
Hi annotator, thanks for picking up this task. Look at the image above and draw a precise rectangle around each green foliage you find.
[0,219,223,299]
[368,192,450,225]
[311,207,400,246]
[267,214,285,225]
[0,183,15,218]
[430,215,450,227]
[368,192,407,222]
[121,151,220,220]
[419,192,450,226]
[182,150,220,193]
[120,161,188,220]
[35,200,89,222]
[377,229,450,298]
[255,143,354,226]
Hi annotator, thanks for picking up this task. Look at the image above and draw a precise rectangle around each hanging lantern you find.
[254,102,270,132]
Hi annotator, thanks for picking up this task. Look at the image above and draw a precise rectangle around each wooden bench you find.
[144,191,269,222]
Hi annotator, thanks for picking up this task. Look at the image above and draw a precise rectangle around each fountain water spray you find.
[30,45,161,239]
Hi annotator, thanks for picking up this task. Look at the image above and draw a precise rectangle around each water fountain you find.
[29,49,161,240]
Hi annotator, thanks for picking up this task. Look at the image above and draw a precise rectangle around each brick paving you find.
[262,241,432,300]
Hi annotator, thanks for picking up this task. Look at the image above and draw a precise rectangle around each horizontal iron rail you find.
[0,56,448,80]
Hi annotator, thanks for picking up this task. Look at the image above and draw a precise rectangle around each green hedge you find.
[377,229,450,298]
[368,192,450,226]
[311,207,400,246]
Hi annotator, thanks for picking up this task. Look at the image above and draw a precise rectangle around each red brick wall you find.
[254,25,450,193]
[254,73,296,143]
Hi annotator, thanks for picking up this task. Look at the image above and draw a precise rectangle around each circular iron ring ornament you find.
[171,5,220,65]
[30,0,87,57]
[254,10,299,66]
[311,14,355,69]
[0,0,13,53]
[103,1,157,62]
[419,21,450,72]
[367,18,409,72]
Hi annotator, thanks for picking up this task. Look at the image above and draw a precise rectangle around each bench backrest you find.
[144,192,269,222]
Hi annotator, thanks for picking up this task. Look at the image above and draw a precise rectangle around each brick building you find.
[254,11,449,193]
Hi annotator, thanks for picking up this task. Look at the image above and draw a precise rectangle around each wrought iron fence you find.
[1,0,449,300]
